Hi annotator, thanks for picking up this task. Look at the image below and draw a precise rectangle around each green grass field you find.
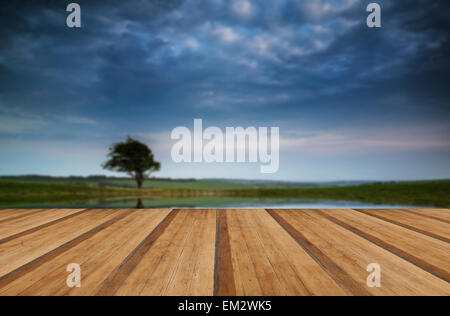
[0,176,338,190]
[101,179,256,190]
[0,178,258,206]
[0,181,148,205]
[0,178,449,208]
[0,176,256,190]
[226,180,450,207]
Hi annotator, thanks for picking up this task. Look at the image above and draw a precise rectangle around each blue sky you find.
[0,0,449,181]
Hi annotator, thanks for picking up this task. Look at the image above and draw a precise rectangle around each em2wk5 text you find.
[178,300,272,313]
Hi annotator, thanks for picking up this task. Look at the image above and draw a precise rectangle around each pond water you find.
[0,197,425,209]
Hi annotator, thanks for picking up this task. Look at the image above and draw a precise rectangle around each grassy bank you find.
[0,181,147,205]
[225,180,450,207]
[0,177,256,190]
[0,179,449,207]
[0,180,243,205]
[0,176,336,190]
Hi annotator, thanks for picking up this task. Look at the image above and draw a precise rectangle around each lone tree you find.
[103,137,160,189]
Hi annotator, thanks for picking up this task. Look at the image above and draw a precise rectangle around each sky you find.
[0,0,449,181]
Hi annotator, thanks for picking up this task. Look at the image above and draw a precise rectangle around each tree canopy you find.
[103,137,160,188]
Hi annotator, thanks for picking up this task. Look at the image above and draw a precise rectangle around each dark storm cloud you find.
[0,0,449,179]
[1,1,449,120]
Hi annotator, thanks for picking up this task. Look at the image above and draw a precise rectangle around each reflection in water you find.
[135,198,144,209]
[0,196,422,209]
[124,197,416,210]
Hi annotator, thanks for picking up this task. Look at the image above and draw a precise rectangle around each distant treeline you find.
[0,175,198,182]
[0,179,449,207]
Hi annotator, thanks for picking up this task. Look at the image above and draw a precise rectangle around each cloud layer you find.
[0,0,449,180]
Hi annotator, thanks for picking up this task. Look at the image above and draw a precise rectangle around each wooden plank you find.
[0,210,132,294]
[164,210,216,296]
[1,210,170,296]
[0,210,28,220]
[0,210,14,214]
[356,209,450,243]
[60,209,170,296]
[96,210,177,296]
[227,210,350,295]
[247,210,349,296]
[0,209,448,296]
[405,209,450,224]
[187,210,216,296]
[0,209,139,295]
[275,210,450,296]
[0,210,47,223]
[114,210,214,296]
[0,210,122,277]
[227,210,274,295]
[107,209,188,295]
[0,209,86,241]
[268,210,370,296]
[320,210,450,283]
[112,210,190,295]
[214,210,236,296]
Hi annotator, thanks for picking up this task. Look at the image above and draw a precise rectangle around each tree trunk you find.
[135,173,144,189]
[135,198,144,209]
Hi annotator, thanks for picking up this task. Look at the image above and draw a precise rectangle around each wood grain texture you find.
[114,210,216,296]
[0,210,132,293]
[96,209,176,296]
[227,210,281,296]
[0,209,87,243]
[214,210,235,296]
[397,209,450,224]
[320,210,450,283]
[0,209,49,224]
[355,209,450,243]
[0,209,448,296]
[246,210,348,295]
[1,210,140,296]
[276,210,450,295]
[268,210,369,296]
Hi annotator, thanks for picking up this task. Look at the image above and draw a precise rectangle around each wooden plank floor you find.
[0,209,449,296]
